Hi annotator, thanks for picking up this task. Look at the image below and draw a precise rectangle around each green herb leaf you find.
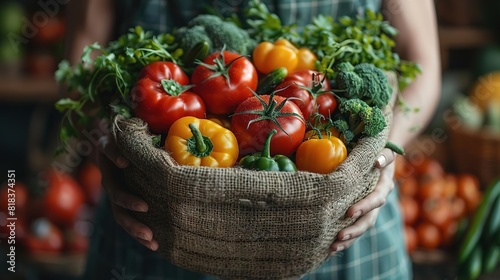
[81,42,101,65]
[55,98,79,112]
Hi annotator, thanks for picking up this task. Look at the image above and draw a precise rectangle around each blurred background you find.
[0,0,499,279]
[0,1,98,279]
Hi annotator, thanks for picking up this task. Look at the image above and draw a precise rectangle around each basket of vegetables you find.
[447,72,500,187]
[55,1,419,279]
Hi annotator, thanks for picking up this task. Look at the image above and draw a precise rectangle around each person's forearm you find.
[384,0,441,147]
[65,0,115,64]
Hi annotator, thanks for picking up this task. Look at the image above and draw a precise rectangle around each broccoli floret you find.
[331,119,355,144]
[336,62,392,109]
[332,98,386,145]
[187,14,223,27]
[175,14,255,55]
[174,25,213,54]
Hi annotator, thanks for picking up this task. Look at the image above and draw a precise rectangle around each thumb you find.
[374,148,395,169]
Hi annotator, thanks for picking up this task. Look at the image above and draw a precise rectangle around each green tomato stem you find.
[160,79,192,96]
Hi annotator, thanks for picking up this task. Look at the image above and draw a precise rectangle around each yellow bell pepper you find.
[164,116,239,167]
[252,38,317,74]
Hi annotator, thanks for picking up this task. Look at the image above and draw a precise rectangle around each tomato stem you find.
[264,99,278,115]
[160,79,192,96]
[195,48,246,87]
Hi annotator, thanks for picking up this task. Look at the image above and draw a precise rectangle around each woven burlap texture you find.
[113,73,397,280]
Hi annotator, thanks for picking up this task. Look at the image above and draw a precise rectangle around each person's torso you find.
[116,0,382,35]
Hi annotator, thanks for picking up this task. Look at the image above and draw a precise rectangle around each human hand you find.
[98,133,159,251]
[330,148,396,254]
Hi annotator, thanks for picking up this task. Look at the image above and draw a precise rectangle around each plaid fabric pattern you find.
[82,1,412,279]
[116,0,382,34]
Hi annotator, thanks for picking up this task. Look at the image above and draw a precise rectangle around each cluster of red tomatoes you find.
[0,160,102,256]
[129,46,346,173]
[395,156,482,253]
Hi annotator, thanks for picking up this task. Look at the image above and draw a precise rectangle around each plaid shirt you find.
[83,1,412,279]
[116,0,382,34]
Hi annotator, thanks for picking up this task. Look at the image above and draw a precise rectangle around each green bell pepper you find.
[239,129,297,172]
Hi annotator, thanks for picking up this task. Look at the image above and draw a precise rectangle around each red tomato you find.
[191,50,258,115]
[274,70,335,120]
[399,196,419,226]
[40,170,85,227]
[456,174,482,213]
[442,174,458,198]
[315,92,338,119]
[421,198,451,228]
[33,16,65,44]
[79,161,102,205]
[416,222,441,250]
[450,196,467,220]
[231,94,305,156]
[417,177,445,201]
[398,176,418,198]
[130,61,206,134]
[411,157,445,181]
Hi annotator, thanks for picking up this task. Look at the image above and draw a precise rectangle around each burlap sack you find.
[113,73,398,280]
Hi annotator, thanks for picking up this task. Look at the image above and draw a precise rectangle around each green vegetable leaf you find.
[55,98,80,112]
[81,42,101,65]
[54,60,71,82]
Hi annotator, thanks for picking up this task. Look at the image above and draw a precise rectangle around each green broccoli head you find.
[204,20,253,54]
[177,14,255,55]
[175,25,213,54]
[333,98,386,145]
[336,62,392,109]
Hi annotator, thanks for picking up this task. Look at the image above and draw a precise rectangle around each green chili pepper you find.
[239,129,297,172]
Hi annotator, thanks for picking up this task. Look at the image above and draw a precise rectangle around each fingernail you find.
[149,242,158,251]
[342,234,351,241]
[351,211,362,219]
[132,203,147,212]
[136,232,150,241]
[335,245,345,252]
[116,156,129,168]
[375,155,386,168]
